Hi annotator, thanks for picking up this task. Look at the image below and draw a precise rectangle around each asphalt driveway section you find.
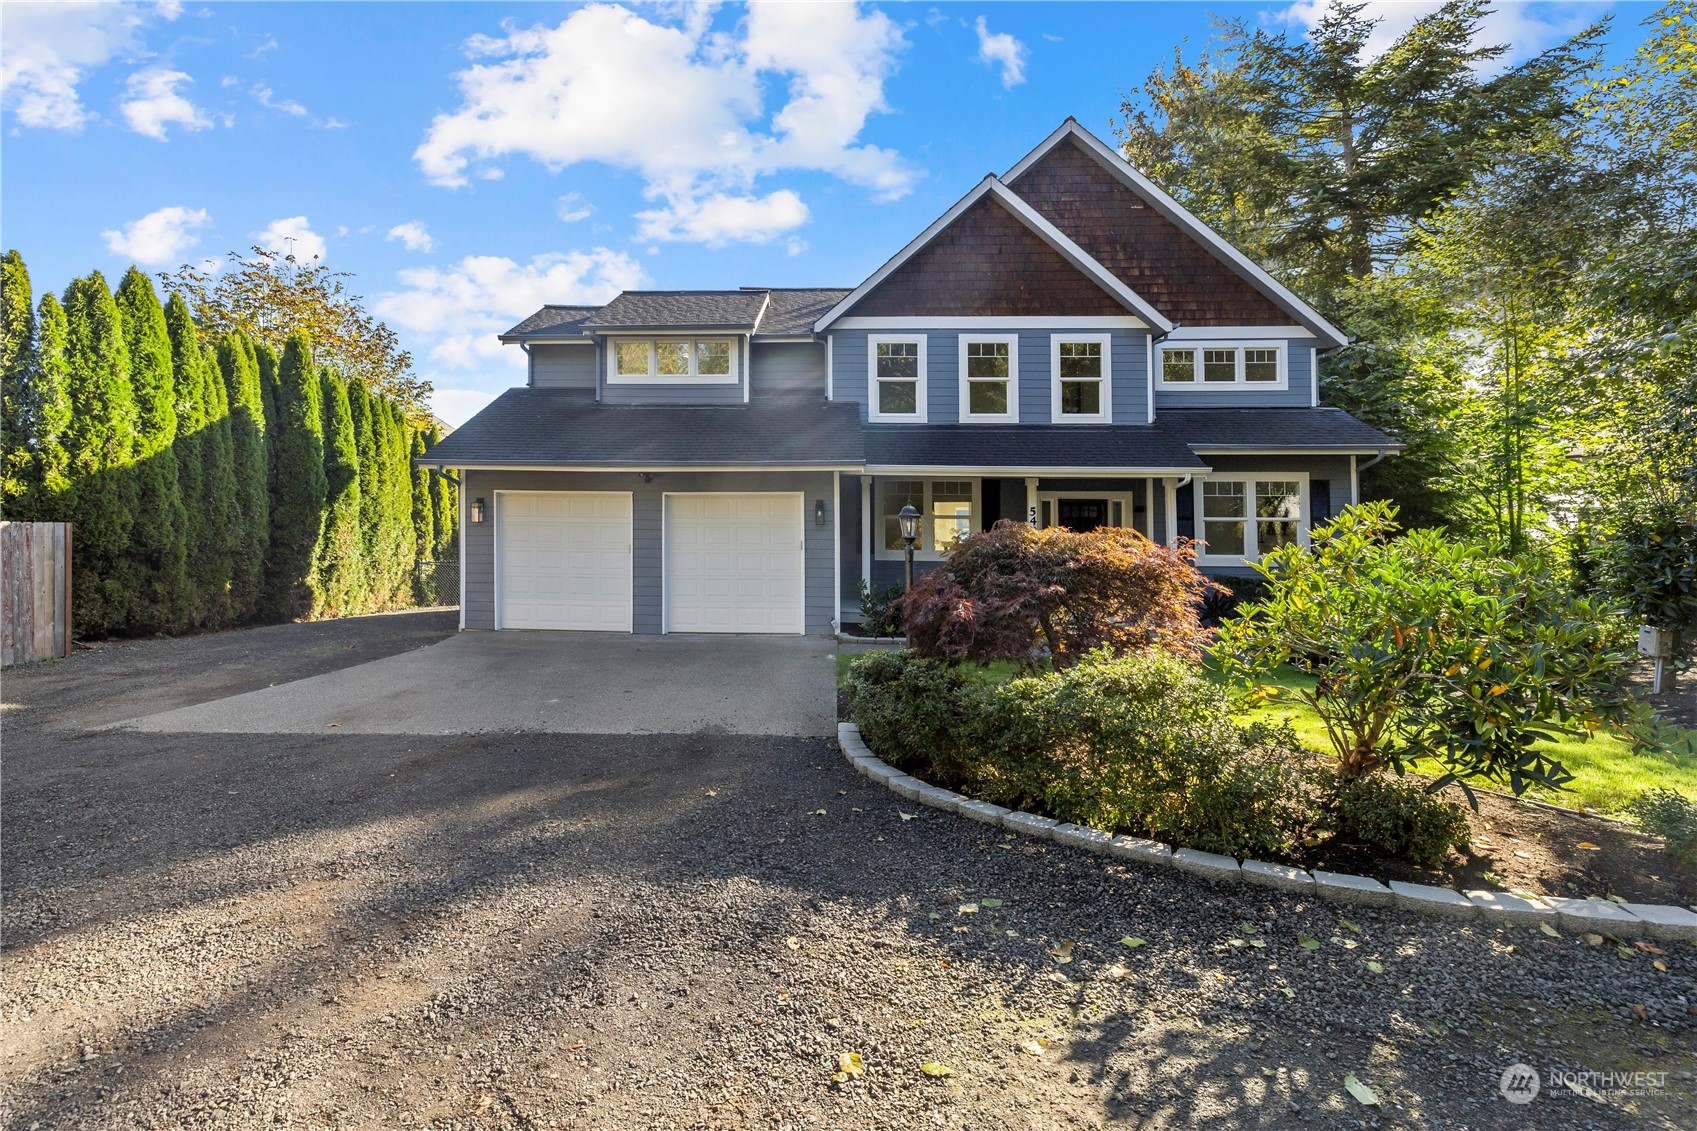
[4,622,1695,1130]
[112,630,839,738]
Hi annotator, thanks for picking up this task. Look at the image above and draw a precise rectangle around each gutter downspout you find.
[1163,473,1193,547]
[1357,449,1388,474]
[519,341,532,387]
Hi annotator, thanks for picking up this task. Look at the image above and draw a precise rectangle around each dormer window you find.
[869,335,927,422]
[608,338,738,384]
[1050,334,1111,423]
[1160,341,1287,388]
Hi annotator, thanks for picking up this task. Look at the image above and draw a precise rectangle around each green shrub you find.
[1627,788,1697,864]
[980,650,1324,858]
[857,580,907,638]
[1327,774,1471,869]
[842,650,987,781]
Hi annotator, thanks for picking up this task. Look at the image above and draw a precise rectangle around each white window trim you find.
[957,334,1019,423]
[874,477,981,562]
[1159,340,1289,390]
[867,334,928,423]
[605,336,741,385]
[1049,333,1113,424]
[1194,472,1310,566]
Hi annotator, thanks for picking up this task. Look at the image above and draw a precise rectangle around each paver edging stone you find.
[837,723,1680,938]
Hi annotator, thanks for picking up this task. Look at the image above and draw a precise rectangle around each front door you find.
[1056,498,1109,533]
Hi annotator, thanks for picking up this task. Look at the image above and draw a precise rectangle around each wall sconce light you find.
[469,497,486,524]
[814,499,826,526]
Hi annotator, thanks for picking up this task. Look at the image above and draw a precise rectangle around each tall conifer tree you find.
[163,292,209,624]
[314,368,364,617]
[2,250,38,511]
[25,293,74,519]
[264,332,327,619]
[218,330,269,620]
[346,379,381,597]
[115,267,190,632]
[409,429,435,601]
[426,425,457,561]
[60,272,140,635]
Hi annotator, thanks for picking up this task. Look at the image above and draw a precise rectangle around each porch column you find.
[1025,477,1039,526]
[1164,477,1179,547]
[860,474,873,594]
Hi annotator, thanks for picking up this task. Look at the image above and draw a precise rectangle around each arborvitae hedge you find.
[2,252,457,639]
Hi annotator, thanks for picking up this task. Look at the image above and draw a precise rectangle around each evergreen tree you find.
[2,250,38,511]
[198,335,238,625]
[115,267,190,632]
[217,330,269,621]
[164,292,209,624]
[25,293,73,518]
[426,425,457,562]
[346,379,381,601]
[60,272,140,636]
[313,367,363,617]
[377,397,415,606]
[264,332,327,620]
[409,429,435,601]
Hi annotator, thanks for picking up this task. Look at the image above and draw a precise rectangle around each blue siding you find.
[1154,337,1317,409]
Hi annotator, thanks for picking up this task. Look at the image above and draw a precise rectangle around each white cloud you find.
[1268,1,1606,70]
[975,17,1028,89]
[386,221,435,253]
[0,1,177,130]
[375,249,645,371]
[255,216,327,261]
[251,82,307,116]
[102,205,211,266]
[428,387,497,429]
[119,67,212,139]
[556,192,594,223]
[414,2,915,245]
[634,188,809,246]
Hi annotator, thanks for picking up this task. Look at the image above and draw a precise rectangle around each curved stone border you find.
[838,723,1697,942]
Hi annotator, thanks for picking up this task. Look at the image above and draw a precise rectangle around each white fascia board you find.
[866,463,1210,477]
[749,290,773,336]
[811,175,1172,334]
[425,462,867,473]
[498,335,593,345]
[1187,445,1403,455]
[1004,121,1349,349]
[832,316,1143,330]
[1165,325,1315,340]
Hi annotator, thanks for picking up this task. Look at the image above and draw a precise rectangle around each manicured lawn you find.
[838,649,1697,814]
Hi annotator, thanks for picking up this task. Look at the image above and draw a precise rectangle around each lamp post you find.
[898,499,920,592]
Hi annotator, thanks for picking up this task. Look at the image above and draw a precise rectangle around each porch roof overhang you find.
[1158,407,1404,455]
[863,424,1210,476]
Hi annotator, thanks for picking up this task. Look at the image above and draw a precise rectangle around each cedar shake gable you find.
[1008,137,1294,327]
[841,194,1129,319]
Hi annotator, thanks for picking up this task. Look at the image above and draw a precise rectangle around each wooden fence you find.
[1,521,71,666]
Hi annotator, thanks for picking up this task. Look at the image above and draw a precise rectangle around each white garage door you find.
[665,494,805,634]
[498,492,632,631]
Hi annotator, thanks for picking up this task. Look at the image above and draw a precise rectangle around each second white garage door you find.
[498,491,632,631]
[665,494,805,634]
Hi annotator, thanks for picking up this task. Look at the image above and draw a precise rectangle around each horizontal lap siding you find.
[462,469,837,634]
[529,344,596,389]
[750,343,827,397]
[1155,339,1315,408]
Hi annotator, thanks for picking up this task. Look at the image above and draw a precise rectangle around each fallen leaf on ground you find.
[927,912,941,920]
[1338,919,1362,934]
[1630,1004,1649,1020]
[1332,936,1359,950]
[1019,1039,1048,1056]
[919,1061,954,1078]
[1540,922,1561,938]
[1226,937,1246,948]
[810,809,826,816]
[1366,960,1384,974]
[958,903,978,915]
[1654,960,1668,972]
[1618,946,1635,960]
[837,1051,865,1079]
[1577,841,1600,850]
[898,812,918,821]
[786,936,800,951]
[1005,930,1017,938]
[1104,963,1129,979]
[1584,932,1605,946]
[565,1042,586,1051]
[1298,934,1321,950]
[1279,987,1295,998]
[1238,922,1259,935]
[980,898,1003,908]
[1344,1073,1381,1106]
[705,789,718,797]
[1049,941,1074,964]
[1636,941,1668,955]
[1261,1066,1277,1077]
[1120,936,1146,948]
[1249,938,1267,948]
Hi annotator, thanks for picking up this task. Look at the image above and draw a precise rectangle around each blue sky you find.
[2,1,1637,424]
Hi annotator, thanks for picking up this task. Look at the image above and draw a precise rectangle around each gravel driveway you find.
[4,613,1695,1129]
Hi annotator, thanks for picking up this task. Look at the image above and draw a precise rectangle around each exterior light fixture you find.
[898,498,920,591]
[814,499,826,526]
[469,497,486,524]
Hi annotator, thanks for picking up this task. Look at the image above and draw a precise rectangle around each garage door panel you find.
[665,493,804,635]
[498,492,632,631]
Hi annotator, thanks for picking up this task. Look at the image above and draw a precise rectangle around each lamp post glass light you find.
[898,499,920,591]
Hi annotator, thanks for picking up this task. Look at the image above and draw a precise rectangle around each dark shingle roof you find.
[747,288,852,337]
[864,425,1207,472]
[499,305,599,341]
[582,290,769,331]
[419,390,864,468]
[1158,408,1402,452]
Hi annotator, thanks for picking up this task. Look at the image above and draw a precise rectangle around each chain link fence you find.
[414,559,460,607]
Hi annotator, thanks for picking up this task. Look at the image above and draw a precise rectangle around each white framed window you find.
[1197,473,1308,563]
[1050,334,1112,423]
[606,337,739,384]
[876,478,978,560]
[957,334,1018,422]
[1159,341,1287,388]
[868,335,927,422]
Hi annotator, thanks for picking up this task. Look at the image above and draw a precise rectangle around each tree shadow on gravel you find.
[6,724,1695,1130]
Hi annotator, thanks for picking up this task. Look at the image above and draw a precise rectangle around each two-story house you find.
[421,120,1399,635]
